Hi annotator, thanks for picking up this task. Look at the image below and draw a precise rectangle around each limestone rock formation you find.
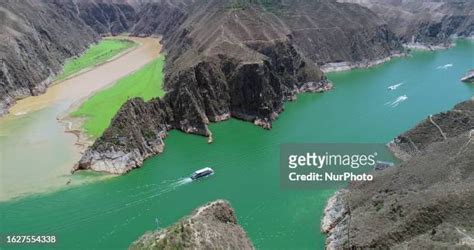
[129,200,254,250]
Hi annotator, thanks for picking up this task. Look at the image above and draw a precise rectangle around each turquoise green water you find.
[1,40,473,249]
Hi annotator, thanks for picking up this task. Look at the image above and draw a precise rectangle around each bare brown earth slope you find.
[340,0,474,46]
[323,99,474,249]
[129,200,254,250]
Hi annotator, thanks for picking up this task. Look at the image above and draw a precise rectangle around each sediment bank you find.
[320,52,405,73]
[0,36,162,200]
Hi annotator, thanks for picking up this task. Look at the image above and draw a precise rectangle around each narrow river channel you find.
[0,37,162,201]
[0,40,472,249]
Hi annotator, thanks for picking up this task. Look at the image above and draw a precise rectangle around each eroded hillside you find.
[339,0,474,46]
[323,99,474,248]
[77,0,402,173]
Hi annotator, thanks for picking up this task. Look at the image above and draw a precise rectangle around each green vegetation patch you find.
[71,55,166,138]
[55,39,136,81]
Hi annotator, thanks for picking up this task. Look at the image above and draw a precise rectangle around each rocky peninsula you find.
[461,69,474,83]
[75,0,403,173]
[322,99,474,249]
[76,0,474,174]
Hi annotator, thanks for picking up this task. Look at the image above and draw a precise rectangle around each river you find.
[0,37,162,201]
[0,40,473,249]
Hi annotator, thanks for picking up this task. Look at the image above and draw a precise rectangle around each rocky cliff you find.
[340,0,474,47]
[129,200,254,250]
[0,0,98,115]
[77,0,404,173]
[73,0,139,35]
[0,0,149,116]
[322,99,474,249]
[76,39,331,173]
[130,0,193,37]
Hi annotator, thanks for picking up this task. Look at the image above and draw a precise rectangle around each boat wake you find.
[388,82,404,91]
[130,177,192,197]
[385,95,408,107]
[171,177,193,187]
[436,63,453,70]
[46,176,195,233]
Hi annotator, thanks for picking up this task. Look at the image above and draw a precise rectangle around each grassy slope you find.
[71,55,166,138]
[56,39,135,81]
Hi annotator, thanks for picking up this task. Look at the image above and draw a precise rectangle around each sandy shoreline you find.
[58,36,164,164]
[8,36,161,115]
[320,38,474,73]
[0,36,162,200]
[53,38,140,85]
[320,52,405,73]
[402,42,452,51]
[0,37,136,117]
[403,36,474,52]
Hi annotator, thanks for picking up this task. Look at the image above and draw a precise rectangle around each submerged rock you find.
[129,200,254,250]
[323,99,474,248]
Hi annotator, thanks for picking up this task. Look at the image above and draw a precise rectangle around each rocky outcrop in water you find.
[76,38,332,173]
[129,200,254,250]
[323,99,474,249]
[340,0,474,47]
[77,0,404,173]
[461,69,474,83]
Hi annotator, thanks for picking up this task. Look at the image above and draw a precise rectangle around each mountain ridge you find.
[339,0,474,47]
[76,0,403,173]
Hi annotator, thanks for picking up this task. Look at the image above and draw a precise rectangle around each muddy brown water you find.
[0,37,162,201]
